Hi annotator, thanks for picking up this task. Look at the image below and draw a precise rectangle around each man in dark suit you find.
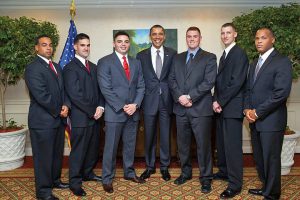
[25,35,70,200]
[97,31,145,193]
[63,33,104,196]
[168,26,217,193]
[244,27,292,200]
[212,23,249,199]
[136,25,176,181]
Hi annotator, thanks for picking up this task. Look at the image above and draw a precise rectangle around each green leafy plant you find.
[0,16,59,129]
[232,3,300,79]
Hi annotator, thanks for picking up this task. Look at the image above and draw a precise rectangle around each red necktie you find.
[122,56,130,80]
[49,61,58,76]
[85,60,90,73]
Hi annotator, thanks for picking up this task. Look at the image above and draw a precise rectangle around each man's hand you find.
[244,109,256,123]
[60,105,69,118]
[123,104,137,116]
[94,106,104,120]
[178,95,190,107]
[213,101,222,113]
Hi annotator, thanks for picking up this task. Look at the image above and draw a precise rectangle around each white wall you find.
[1,6,300,155]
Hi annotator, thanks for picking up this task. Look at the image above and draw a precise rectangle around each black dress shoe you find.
[220,188,241,199]
[161,169,171,181]
[248,188,263,196]
[201,183,212,193]
[124,176,146,183]
[37,194,59,200]
[53,182,69,189]
[213,172,228,181]
[83,175,102,182]
[174,175,192,185]
[103,183,114,193]
[140,169,156,180]
[70,187,87,196]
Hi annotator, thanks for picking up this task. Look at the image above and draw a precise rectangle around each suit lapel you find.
[217,45,236,75]
[252,50,277,87]
[185,50,203,79]
[74,57,91,75]
[37,57,60,85]
[128,56,135,84]
[145,48,157,79]
[160,46,170,80]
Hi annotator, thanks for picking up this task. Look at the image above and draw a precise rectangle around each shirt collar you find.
[75,54,87,66]
[224,42,236,58]
[151,45,164,54]
[187,47,200,56]
[37,54,51,64]
[115,51,128,60]
[260,47,274,62]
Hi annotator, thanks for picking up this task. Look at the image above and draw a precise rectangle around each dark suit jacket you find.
[244,49,292,131]
[25,56,70,129]
[136,46,177,115]
[168,49,217,117]
[213,45,249,118]
[63,57,104,127]
[97,52,145,122]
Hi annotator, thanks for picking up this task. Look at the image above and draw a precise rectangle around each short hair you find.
[113,31,130,41]
[74,33,90,44]
[221,23,237,32]
[150,24,165,35]
[35,34,51,45]
[186,26,201,35]
[256,27,275,38]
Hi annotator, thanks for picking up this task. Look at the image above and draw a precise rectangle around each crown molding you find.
[0,0,297,9]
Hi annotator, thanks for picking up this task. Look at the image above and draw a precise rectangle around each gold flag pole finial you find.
[70,0,76,20]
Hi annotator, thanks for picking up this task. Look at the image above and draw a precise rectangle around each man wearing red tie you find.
[25,35,70,200]
[97,31,145,193]
[63,33,105,196]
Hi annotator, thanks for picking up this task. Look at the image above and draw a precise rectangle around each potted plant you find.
[0,16,59,171]
[281,126,300,175]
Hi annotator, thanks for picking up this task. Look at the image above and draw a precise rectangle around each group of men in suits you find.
[25,23,292,200]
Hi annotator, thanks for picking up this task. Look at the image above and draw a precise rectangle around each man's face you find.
[35,37,53,59]
[150,27,166,49]
[186,30,201,50]
[113,35,130,55]
[221,26,237,47]
[74,38,90,59]
[255,29,275,54]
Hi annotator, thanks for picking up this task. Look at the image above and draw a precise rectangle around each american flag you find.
[59,20,77,148]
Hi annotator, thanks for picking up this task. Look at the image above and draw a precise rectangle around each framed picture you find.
[113,29,177,57]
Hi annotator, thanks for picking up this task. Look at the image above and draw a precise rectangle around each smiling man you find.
[136,25,176,181]
[213,23,249,199]
[168,26,217,193]
[244,27,292,200]
[97,31,145,193]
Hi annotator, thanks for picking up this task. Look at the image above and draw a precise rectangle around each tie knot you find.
[189,53,194,59]
[222,51,226,58]
[122,56,126,60]
[157,50,160,54]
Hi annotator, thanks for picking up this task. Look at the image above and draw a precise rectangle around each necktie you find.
[85,60,90,73]
[186,53,194,70]
[156,50,163,78]
[122,56,130,80]
[254,56,263,81]
[218,51,226,73]
[49,61,58,76]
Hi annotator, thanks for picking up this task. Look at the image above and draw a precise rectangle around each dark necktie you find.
[85,60,90,73]
[122,56,130,80]
[254,57,263,81]
[49,61,58,76]
[186,53,194,70]
[156,50,163,79]
[218,51,226,73]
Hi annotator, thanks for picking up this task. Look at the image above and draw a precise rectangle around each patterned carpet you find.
[1,168,300,199]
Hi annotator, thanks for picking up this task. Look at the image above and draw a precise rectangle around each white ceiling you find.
[0,0,298,9]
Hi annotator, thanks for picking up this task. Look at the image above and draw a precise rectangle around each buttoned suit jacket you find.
[97,52,145,122]
[25,56,70,128]
[244,49,292,131]
[213,45,249,118]
[136,46,176,115]
[168,49,217,117]
[63,57,104,127]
